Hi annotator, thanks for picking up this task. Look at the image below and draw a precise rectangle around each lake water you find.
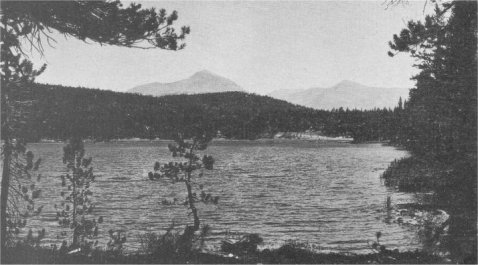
[21,140,426,253]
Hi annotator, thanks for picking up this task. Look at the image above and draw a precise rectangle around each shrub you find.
[221,233,263,256]
[139,222,212,263]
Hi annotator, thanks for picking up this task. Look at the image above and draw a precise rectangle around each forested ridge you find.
[1,0,476,263]
[9,83,404,142]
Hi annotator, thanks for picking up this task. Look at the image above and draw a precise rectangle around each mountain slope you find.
[129,70,244,96]
[269,80,409,110]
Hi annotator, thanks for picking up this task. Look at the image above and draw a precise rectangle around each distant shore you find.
[37,131,355,144]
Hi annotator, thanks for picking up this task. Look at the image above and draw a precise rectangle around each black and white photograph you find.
[0,0,476,264]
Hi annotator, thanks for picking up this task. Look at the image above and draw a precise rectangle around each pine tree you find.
[388,2,477,260]
[1,0,190,251]
[389,1,477,159]
[149,127,217,234]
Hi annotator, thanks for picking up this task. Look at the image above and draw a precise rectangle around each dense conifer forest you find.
[385,0,476,190]
[2,0,476,263]
[381,2,477,261]
[9,83,404,142]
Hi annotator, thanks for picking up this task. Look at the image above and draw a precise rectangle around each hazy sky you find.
[29,1,432,94]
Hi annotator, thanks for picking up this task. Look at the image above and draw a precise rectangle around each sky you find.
[28,0,433,95]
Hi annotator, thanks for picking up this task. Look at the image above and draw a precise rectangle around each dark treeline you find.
[387,0,476,176]
[9,83,404,142]
[382,1,476,262]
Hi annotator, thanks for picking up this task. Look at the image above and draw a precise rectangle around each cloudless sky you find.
[29,1,433,94]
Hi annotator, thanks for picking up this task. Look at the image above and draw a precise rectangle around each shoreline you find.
[3,242,450,264]
[381,154,477,263]
[36,136,356,144]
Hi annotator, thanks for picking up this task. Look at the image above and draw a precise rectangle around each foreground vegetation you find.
[381,156,477,263]
[3,238,450,264]
[1,0,191,256]
[382,1,476,263]
[2,0,476,264]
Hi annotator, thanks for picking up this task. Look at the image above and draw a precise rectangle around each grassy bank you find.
[381,154,476,207]
[381,154,477,264]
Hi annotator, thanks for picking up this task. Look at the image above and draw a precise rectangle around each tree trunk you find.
[1,139,11,252]
[72,170,78,247]
[185,175,200,231]
[185,145,200,232]
[1,80,11,253]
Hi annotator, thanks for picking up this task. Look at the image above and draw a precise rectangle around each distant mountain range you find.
[268,80,409,110]
[128,70,244,96]
[129,71,409,110]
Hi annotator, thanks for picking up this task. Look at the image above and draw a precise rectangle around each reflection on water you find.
[19,140,433,253]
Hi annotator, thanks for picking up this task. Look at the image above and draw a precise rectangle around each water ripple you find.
[23,141,418,253]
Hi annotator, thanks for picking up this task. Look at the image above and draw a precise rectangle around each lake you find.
[22,140,425,253]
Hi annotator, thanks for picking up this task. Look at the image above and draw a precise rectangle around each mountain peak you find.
[334,80,362,88]
[191,70,218,78]
[128,70,244,96]
[268,80,409,110]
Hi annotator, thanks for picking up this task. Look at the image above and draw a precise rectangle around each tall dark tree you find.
[388,1,476,159]
[1,0,190,251]
[388,1,477,261]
